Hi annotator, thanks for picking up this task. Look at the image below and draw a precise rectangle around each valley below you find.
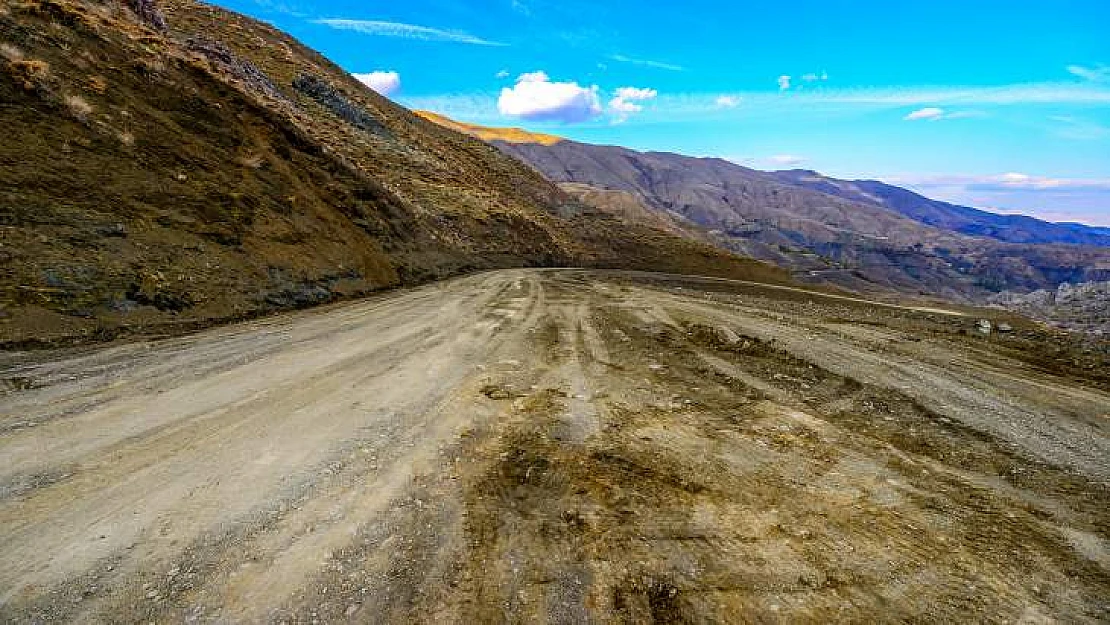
[2,269,1108,623]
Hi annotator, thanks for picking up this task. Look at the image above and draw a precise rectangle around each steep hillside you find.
[0,0,786,346]
[772,170,1110,247]
[495,139,1110,299]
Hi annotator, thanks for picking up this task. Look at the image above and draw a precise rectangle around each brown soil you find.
[2,269,1107,622]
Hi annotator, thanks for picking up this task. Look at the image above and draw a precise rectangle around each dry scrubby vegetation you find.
[0,0,788,348]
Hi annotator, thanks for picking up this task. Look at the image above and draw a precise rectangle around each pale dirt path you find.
[649,288,1110,482]
[1,269,1107,623]
[0,271,544,621]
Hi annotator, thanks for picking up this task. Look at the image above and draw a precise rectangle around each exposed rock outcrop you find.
[128,0,167,31]
[988,281,1110,334]
[292,74,390,137]
[185,37,284,101]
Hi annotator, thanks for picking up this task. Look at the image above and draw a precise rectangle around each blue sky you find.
[213,0,1110,225]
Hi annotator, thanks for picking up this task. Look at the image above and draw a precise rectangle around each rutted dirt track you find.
[1,269,1108,623]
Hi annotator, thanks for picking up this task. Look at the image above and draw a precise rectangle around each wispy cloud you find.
[893,173,1110,192]
[1049,115,1110,141]
[613,82,1110,119]
[974,173,1110,192]
[609,54,684,72]
[769,154,806,167]
[715,95,741,109]
[401,81,1110,126]
[1067,63,1110,82]
[778,70,827,91]
[812,83,1110,105]
[890,173,1110,226]
[313,18,507,46]
[609,86,658,122]
[904,107,945,121]
[903,107,981,121]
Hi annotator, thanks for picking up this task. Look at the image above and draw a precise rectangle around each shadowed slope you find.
[0,0,787,346]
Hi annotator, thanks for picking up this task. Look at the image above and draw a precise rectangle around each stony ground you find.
[1,269,1108,623]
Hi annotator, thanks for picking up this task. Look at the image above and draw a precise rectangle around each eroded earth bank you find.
[1,269,1108,623]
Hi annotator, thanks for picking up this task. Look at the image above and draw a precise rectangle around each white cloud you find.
[498,71,602,123]
[614,86,657,101]
[496,69,510,79]
[990,172,1110,191]
[1067,64,1110,82]
[780,71,827,91]
[904,107,945,121]
[608,86,657,121]
[609,54,684,72]
[353,70,400,96]
[903,107,982,121]
[313,18,506,46]
[715,95,741,108]
[769,154,806,167]
[517,70,549,83]
[608,99,641,114]
[942,110,984,119]
[894,173,1110,192]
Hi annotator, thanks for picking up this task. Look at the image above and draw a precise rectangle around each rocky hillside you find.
[987,281,1110,334]
[494,138,1110,299]
[771,170,1110,247]
[0,0,786,347]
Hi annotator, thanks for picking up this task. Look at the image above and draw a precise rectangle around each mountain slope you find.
[494,138,1110,299]
[0,0,786,346]
[771,170,1110,247]
[415,110,564,146]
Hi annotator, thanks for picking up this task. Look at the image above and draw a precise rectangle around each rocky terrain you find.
[0,0,784,348]
[988,281,1110,334]
[2,269,1108,622]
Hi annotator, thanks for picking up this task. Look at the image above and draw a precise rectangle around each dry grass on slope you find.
[0,0,792,348]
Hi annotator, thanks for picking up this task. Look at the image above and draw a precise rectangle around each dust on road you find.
[1,269,1108,623]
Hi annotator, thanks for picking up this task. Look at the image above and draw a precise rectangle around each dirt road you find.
[2,269,1108,623]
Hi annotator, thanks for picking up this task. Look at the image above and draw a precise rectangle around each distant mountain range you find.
[473,132,1109,300]
[769,170,1110,247]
